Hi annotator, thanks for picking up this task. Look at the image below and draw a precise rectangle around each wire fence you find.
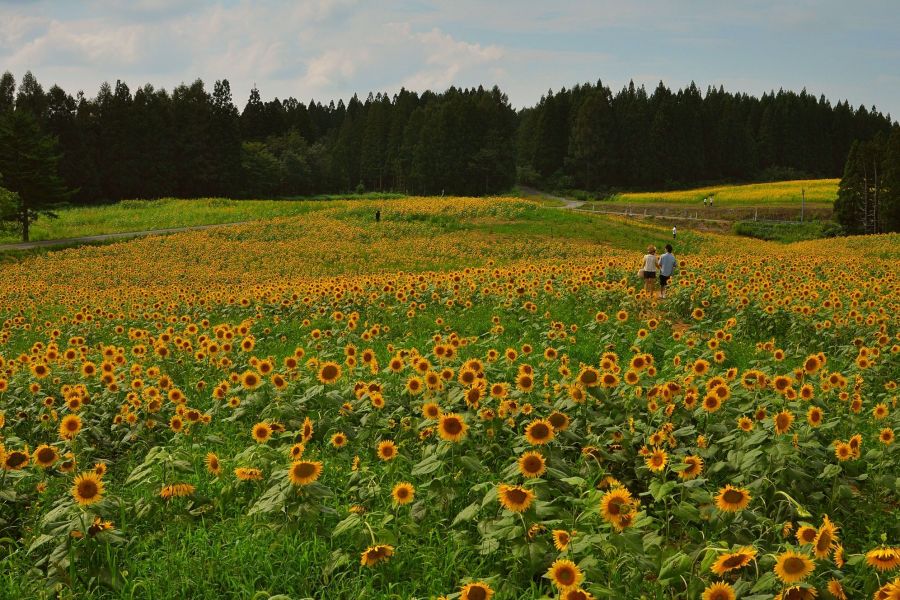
[573,203,832,225]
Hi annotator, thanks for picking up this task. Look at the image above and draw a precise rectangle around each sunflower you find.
[240,370,261,389]
[715,485,751,512]
[711,546,757,576]
[33,444,59,468]
[678,455,704,480]
[251,422,273,443]
[796,525,818,545]
[701,582,736,600]
[205,452,221,476]
[3,449,30,470]
[72,471,105,506]
[552,529,573,551]
[826,579,847,600]
[288,460,323,486]
[59,414,82,440]
[774,550,815,584]
[600,488,637,530]
[866,547,900,571]
[301,416,314,441]
[377,440,398,461]
[391,482,415,505]
[497,483,535,513]
[459,581,494,600]
[774,410,795,435]
[234,467,263,481]
[360,544,394,567]
[645,448,668,472]
[813,515,838,559]
[577,367,600,387]
[438,413,468,443]
[702,394,722,413]
[516,372,534,393]
[422,402,441,419]
[561,589,594,600]
[834,442,852,461]
[880,428,895,445]
[546,558,583,589]
[775,586,818,600]
[524,419,555,445]
[317,361,342,384]
[517,451,546,478]
[806,406,823,427]
[160,483,195,499]
[547,411,571,432]
[330,432,347,448]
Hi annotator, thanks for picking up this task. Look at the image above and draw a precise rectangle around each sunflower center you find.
[556,566,576,586]
[505,488,528,504]
[722,489,744,504]
[321,365,338,379]
[531,424,550,439]
[722,554,745,568]
[523,456,542,473]
[783,556,806,574]
[78,480,99,499]
[443,419,462,434]
[294,463,315,478]
[467,587,487,600]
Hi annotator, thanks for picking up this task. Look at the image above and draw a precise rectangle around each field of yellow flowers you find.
[0,197,898,599]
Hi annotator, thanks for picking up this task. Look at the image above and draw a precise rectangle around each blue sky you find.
[1,0,898,116]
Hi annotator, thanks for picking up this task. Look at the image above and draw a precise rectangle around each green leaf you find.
[411,455,443,476]
[332,514,362,537]
[452,502,480,526]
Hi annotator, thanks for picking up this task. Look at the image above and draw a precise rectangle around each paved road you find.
[0,221,249,252]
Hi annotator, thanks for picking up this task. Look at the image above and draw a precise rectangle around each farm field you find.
[605,179,839,207]
[0,196,898,599]
[0,194,403,245]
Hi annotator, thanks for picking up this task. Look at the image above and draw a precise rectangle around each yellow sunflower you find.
[251,421,273,443]
[710,546,757,576]
[701,582,736,600]
[438,413,468,443]
[517,451,546,478]
[546,558,583,589]
[33,444,59,468]
[360,544,394,567]
[391,482,415,505]
[59,414,82,440]
[205,452,221,476]
[524,419,555,445]
[459,581,494,600]
[774,550,815,584]
[497,483,535,513]
[377,440,398,461]
[644,448,668,472]
[287,460,323,486]
[317,361,342,384]
[72,471,105,506]
[715,485,751,512]
[866,547,900,571]
[813,515,838,559]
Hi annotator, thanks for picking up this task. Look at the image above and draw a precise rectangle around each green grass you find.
[604,179,838,207]
[0,198,338,244]
[732,220,844,243]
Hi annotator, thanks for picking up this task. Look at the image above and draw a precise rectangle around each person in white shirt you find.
[640,245,658,299]
[658,244,677,299]
[672,225,677,239]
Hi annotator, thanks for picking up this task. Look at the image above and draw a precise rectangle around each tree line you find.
[0,70,897,240]
[834,127,900,234]
[517,81,893,190]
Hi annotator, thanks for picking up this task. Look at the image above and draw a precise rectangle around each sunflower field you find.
[0,197,898,600]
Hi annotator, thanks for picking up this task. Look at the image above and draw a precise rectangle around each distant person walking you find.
[672,225,677,239]
[658,244,677,299]
[639,245,658,299]
[703,197,707,207]
[375,209,381,223]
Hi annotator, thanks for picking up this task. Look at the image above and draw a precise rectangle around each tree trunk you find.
[21,210,29,242]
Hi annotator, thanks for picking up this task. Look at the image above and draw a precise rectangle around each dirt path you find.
[0,221,250,252]
[516,186,585,210]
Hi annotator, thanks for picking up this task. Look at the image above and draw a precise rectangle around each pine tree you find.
[0,110,72,241]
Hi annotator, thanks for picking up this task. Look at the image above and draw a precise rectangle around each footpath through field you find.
[0,221,250,252]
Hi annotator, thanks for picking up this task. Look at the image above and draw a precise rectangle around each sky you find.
[1,0,898,116]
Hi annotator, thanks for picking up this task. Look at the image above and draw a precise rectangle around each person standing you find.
[658,244,677,299]
[640,245,658,299]
[375,209,381,223]
[672,225,677,239]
